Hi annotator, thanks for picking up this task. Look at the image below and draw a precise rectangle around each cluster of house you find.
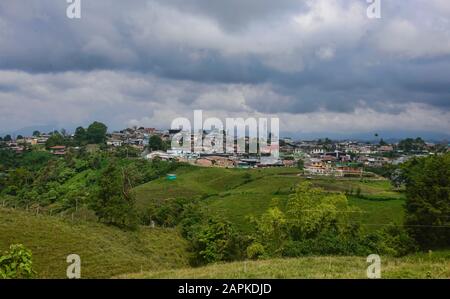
[108,127,290,169]
[301,154,364,177]
[106,127,172,150]
[146,151,295,169]
[2,127,447,177]
[0,134,51,154]
[279,139,442,177]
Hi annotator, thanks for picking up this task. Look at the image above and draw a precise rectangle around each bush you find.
[281,230,364,257]
[251,207,287,256]
[280,225,416,258]
[188,217,244,265]
[141,197,191,227]
[246,243,265,260]
[375,225,417,257]
[0,244,35,279]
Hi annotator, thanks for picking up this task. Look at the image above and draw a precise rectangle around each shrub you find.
[0,244,36,279]
[251,207,288,256]
[286,182,352,239]
[246,243,265,260]
[281,230,364,257]
[376,225,417,257]
[188,218,244,265]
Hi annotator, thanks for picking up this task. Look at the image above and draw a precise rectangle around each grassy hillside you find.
[347,196,404,228]
[0,208,189,278]
[122,251,450,279]
[134,167,298,209]
[134,167,405,232]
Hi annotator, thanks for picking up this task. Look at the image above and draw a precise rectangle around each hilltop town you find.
[1,123,448,179]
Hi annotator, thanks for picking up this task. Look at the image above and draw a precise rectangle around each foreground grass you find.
[0,208,190,278]
[122,251,450,279]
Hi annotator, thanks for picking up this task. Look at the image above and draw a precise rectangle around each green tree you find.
[4,135,12,142]
[246,242,265,260]
[91,161,138,229]
[249,182,365,258]
[402,153,450,248]
[147,135,166,151]
[190,218,241,265]
[390,168,405,189]
[397,137,426,153]
[286,181,351,239]
[45,132,65,148]
[74,126,87,145]
[4,168,32,195]
[86,122,107,144]
[296,159,304,170]
[252,207,287,255]
[0,244,35,279]
[32,130,41,137]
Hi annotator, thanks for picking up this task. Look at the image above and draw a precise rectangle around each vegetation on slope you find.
[0,208,189,278]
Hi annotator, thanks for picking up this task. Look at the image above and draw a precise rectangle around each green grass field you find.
[122,251,450,279]
[0,208,189,278]
[134,167,405,232]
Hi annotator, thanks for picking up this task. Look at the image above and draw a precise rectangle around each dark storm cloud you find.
[0,0,449,134]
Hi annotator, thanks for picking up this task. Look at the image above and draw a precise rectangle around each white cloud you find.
[373,18,450,58]
[278,104,450,134]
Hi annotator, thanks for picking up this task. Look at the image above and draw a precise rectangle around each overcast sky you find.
[1,0,450,139]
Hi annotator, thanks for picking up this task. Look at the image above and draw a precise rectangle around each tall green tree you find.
[286,181,351,240]
[296,159,304,170]
[86,122,107,144]
[91,161,138,229]
[252,207,287,255]
[398,137,426,153]
[147,135,166,151]
[74,126,87,145]
[402,153,450,248]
